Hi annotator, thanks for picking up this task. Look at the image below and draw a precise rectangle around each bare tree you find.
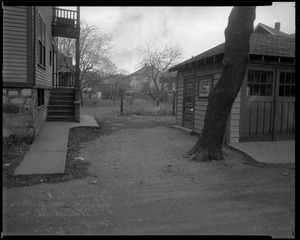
[187,6,256,161]
[58,20,114,103]
[138,41,184,106]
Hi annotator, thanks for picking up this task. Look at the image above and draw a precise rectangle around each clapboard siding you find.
[3,54,27,61]
[3,18,27,26]
[194,97,208,133]
[176,75,184,125]
[3,38,28,45]
[2,6,28,83]
[2,31,27,39]
[229,90,241,143]
[175,64,222,131]
[3,11,27,18]
[34,7,54,88]
[192,68,221,134]
[2,6,27,12]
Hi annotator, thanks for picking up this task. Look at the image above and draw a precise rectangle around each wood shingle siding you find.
[2,6,27,83]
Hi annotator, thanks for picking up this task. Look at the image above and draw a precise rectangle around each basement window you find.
[37,89,45,106]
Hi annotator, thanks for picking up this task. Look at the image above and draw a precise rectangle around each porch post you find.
[74,6,80,122]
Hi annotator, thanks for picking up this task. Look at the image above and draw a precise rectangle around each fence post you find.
[172,90,176,116]
[120,90,123,115]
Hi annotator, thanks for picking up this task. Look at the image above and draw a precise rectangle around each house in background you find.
[88,74,131,99]
[169,22,295,143]
[159,71,177,91]
[128,65,159,90]
[3,6,80,140]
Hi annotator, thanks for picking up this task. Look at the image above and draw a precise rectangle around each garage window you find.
[279,72,295,97]
[247,70,273,96]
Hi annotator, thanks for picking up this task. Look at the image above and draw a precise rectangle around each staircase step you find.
[49,96,74,101]
[48,100,74,105]
[50,91,74,97]
[46,116,75,122]
[47,110,75,116]
[51,88,75,92]
[47,88,76,122]
[48,105,75,111]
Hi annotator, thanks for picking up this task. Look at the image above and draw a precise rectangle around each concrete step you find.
[46,116,76,122]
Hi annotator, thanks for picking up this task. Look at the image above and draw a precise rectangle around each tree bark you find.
[188,6,256,161]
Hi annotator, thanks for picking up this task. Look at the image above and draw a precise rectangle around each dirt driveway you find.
[3,116,295,237]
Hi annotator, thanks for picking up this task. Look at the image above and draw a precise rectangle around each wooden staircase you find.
[46,88,75,122]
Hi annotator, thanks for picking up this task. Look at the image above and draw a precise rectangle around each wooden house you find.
[169,23,295,143]
[3,6,80,140]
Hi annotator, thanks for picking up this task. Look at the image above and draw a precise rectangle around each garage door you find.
[240,68,295,142]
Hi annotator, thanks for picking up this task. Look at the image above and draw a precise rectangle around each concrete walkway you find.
[229,141,295,164]
[14,115,99,175]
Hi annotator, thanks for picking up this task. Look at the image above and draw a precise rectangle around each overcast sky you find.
[77,2,295,74]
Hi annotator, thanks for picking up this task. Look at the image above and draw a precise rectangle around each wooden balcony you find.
[52,7,80,38]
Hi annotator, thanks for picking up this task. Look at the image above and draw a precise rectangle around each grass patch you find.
[82,98,173,117]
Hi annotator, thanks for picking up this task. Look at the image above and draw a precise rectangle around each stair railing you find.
[54,72,75,88]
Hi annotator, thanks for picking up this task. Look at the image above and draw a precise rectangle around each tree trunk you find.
[80,88,84,106]
[188,6,256,161]
[156,90,161,106]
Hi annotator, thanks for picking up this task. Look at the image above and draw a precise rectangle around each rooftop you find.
[170,23,295,71]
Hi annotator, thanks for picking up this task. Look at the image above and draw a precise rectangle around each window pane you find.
[39,41,43,64]
[260,84,266,96]
[291,86,295,97]
[291,73,295,84]
[279,85,284,97]
[253,84,260,96]
[280,72,285,84]
[261,71,266,83]
[285,85,290,97]
[43,46,46,67]
[198,79,211,97]
[286,72,291,84]
[267,71,273,83]
[247,84,253,95]
[266,84,272,96]
[254,71,260,83]
[248,70,253,83]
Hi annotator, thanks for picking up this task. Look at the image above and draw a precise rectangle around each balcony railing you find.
[52,7,79,28]
[54,72,75,88]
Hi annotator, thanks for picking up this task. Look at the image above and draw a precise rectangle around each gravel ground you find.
[2,115,295,236]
